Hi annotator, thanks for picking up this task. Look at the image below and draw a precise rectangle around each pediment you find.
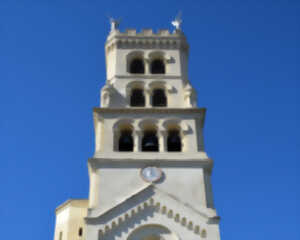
[86,185,219,239]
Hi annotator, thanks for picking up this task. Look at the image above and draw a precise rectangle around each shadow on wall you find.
[97,187,155,224]
[109,87,127,108]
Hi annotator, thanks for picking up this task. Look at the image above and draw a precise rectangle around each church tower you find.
[53,19,221,240]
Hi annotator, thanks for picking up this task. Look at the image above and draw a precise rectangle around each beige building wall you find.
[54,200,88,240]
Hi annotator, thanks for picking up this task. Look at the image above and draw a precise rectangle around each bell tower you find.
[53,18,221,240]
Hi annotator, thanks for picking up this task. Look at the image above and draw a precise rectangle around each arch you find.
[148,81,173,93]
[139,121,159,152]
[127,51,145,74]
[138,119,158,130]
[142,130,158,152]
[167,129,182,152]
[148,51,166,74]
[150,59,165,74]
[113,119,134,152]
[118,128,134,151]
[162,119,190,133]
[127,224,178,240]
[201,229,207,238]
[130,88,145,107]
[162,119,186,152]
[113,119,134,131]
[152,88,167,107]
[126,81,145,107]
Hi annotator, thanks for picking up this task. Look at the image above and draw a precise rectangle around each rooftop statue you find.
[109,17,120,32]
[171,12,182,32]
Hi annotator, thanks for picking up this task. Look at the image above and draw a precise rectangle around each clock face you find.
[140,166,162,183]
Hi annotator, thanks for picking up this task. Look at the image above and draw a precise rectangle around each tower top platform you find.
[106,29,188,52]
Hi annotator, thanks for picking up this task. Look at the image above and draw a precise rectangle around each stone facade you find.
[53,25,221,240]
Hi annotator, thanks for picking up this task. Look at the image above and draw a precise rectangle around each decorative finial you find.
[109,17,121,32]
[171,12,182,32]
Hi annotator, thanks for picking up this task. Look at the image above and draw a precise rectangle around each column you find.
[145,89,151,108]
[159,131,168,152]
[133,131,143,152]
[144,58,150,74]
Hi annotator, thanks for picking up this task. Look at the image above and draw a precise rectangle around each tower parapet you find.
[106,28,188,51]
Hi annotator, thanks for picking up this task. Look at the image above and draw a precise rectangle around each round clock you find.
[140,166,162,183]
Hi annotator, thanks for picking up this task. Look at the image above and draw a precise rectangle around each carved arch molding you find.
[127,224,178,240]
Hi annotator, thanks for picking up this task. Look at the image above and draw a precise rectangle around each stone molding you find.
[86,186,217,238]
[96,198,208,238]
[88,157,213,170]
[93,107,206,115]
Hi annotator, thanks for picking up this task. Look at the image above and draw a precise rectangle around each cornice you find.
[93,107,206,115]
[88,157,213,170]
[107,74,183,80]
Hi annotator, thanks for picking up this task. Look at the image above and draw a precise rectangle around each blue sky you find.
[0,0,299,239]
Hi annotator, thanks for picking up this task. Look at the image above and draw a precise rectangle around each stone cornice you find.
[88,157,213,170]
[93,107,206,115]
[108,74,183,80]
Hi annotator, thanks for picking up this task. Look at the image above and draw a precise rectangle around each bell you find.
[144,141,155,147]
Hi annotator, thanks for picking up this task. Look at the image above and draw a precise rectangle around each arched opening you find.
[142,130,159,152]
[78,228,83,237]
[127,224,178,240]
[119,129,134,151]
[130,58,145,74]
[130,89,145,107]
[167,129,181,152]
[151,59,165,74]
[152,89,167,107]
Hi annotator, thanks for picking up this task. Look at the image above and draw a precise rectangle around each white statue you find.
[171,12,182,32]
[109,17,120,32]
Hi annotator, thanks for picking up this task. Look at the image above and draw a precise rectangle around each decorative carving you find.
[184,84,197,107]
[97,196,206,238]
[101,84,114,107]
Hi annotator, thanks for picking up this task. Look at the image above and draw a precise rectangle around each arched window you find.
[78,228,83,237]
[129,58,145,74]
[167,129,181,152]
[151,59,165,74]
[130,89,145,107]
[119,129,133,151]
[142,130,159,152]
[152,89,167,107]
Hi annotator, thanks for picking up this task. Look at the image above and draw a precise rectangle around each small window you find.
[167,130,181,152]
[78,228,83,237]
[119,130,133,152]
[130,59,145,74]
[152,89,167,107]
[130,89,145,107]
[142,130,159,152]
[151,59,165,74]
[59,232,63,240]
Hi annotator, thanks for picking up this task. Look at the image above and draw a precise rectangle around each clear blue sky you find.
[0,0,299,239]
